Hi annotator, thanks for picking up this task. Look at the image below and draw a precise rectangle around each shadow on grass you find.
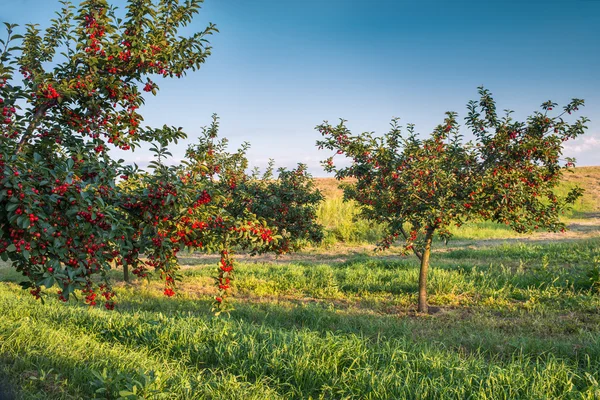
[95,286,600,367]
[0,378,16,400]
[2,280,600,400]
[569,211,600,220]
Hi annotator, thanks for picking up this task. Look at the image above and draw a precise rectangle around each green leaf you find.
[40,276,54,289]
[17,215,30,229]
[6,244,16,252]
[64,284,75,297]
[18,281,33,289]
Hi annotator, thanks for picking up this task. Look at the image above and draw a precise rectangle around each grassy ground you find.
[1,167,599,399]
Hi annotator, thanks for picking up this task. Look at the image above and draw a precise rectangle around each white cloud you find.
[563,134,600,155]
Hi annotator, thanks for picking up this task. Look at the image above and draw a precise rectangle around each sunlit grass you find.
[316,197,387,245]
[1,238,600,399]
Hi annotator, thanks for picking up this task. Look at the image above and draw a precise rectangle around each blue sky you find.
[2,0,599,174]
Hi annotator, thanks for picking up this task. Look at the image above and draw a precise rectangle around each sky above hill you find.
[2,0,599,174]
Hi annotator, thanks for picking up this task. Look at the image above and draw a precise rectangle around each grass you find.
[1,238,600,398]
[0,167,599,399]
[316,197,387,245]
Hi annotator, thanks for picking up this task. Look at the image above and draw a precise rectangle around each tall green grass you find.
[1,238,599,399]
[555,179,598,218]
[1,284,599,399]
[315,179,598,246]
[316,197,386,245]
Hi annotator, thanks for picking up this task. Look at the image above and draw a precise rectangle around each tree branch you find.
[16,100,56,154]
[399,225,423,260]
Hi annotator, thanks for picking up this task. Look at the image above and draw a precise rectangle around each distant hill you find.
[561,166,600,210]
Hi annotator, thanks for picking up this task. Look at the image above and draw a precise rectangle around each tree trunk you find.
[123,263,130,283]
[417,229,434,313]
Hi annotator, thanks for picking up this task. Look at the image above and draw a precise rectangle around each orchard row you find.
[0,0,588,313]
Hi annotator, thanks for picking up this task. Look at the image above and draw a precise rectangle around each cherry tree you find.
[0,0,217,307]
[317,87,588,313]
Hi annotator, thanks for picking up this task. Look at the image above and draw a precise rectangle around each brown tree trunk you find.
[417,229,434,313]
[123,263,130,283]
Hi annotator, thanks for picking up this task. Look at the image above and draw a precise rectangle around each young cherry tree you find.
[179,115,324,310]
[244,162,325,254]
[317,87,588,313]
[0,0,217,307]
